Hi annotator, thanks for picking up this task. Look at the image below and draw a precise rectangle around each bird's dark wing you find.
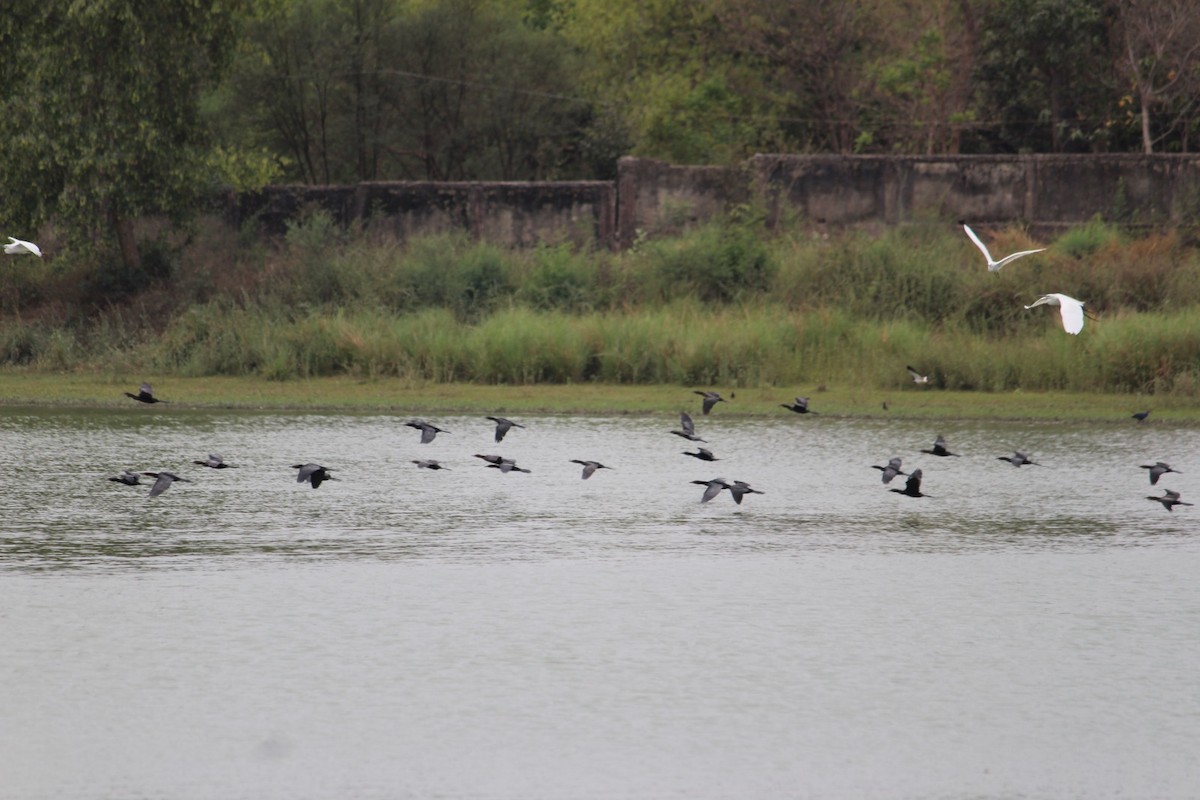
[491,417,513,442]
[295,463,320,483]
[680,412,696,435]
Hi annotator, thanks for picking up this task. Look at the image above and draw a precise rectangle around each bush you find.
[649,219,776,303]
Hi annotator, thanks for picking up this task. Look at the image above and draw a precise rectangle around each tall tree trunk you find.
[1048,70,1063,152]
[110,209,141,273]
[1140,87,1154,153]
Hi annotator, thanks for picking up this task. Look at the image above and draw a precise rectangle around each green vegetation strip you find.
[5,219,1200,407]
[0,373,1187,423]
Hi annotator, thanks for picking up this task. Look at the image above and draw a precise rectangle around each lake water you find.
[2,405,1199,799]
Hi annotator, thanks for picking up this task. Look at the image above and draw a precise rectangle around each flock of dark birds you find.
[110,383,752,504]
[865,427,1186,511]
[110,380,1181,512]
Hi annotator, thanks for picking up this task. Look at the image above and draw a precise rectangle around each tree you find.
[1112,0,1200,153]
[859,0,981,154]
[716,0,881,153]
[974,0,1116,153]
[225,0,589,182]
[556,0,783,164]
[0,0,241,272]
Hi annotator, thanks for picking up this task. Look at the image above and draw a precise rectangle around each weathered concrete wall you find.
[227,180,615,248]
[222,155,1200,250]
[614,156,754,247]
[745,154,1200,231]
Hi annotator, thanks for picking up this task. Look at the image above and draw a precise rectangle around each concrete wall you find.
[227,180,615,248]
[223,155,1200,249]
[747,154,1200,231]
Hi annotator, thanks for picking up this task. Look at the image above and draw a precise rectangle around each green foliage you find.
[1054,217,1122,259]
[648,219,776,303]
[400,235,515,320]
[519,244,599,312]
[204,145,286,193]
[0,0,241,265]
[638,75,773,165]
[973,0,1118,153]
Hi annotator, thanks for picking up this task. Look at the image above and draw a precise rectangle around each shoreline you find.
[0,372,1188,423]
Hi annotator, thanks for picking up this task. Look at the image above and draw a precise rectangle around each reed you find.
[20,301,1166,397]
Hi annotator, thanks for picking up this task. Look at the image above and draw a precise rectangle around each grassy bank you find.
[0,372,1189,423]
[3,214,1200,400]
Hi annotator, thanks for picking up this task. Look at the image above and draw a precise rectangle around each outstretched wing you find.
[1058,296,1085,334]
[680,412,696,436]
[148,474,173,497]
[963,224,993,264]
[991,247,1046,271]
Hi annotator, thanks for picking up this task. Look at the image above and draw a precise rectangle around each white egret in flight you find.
[963,224,1044,272]
[4,236,42,257]
[1024,293,1089,335]
[906,366,930,384]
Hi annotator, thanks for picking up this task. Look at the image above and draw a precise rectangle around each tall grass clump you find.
[282,210,349,305]
[396,233,515,319]
[773,225,978,325]
[516,243,605,312]
[1054,217,1121,260]
[471,308,591,383]
[642,218,776,304]
[1087,309,1200,393]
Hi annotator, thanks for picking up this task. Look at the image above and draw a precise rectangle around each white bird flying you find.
[963,224,1044,272]
[4,236,42,257]
[906,366,929,384]
[1024,293,1088,335]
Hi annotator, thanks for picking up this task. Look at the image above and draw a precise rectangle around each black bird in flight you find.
[781,396,817,414]
[193,453,233,469]
[683,447,718,462]
[406,420,449,444]
[413,459,448,470]
[727,480,764,505]
[570,459,611,480]
[1147,489,1192,512]
[694,390,725,415]
[142,471,188,497]
[670,411,706,442]
[1140,462,1180,485]
[691,478,731,503]
[486,459,531,474]
[998,451,1040,467]
[293,463,336,488]
[108,470,141,486]
[125,382,166,404]
[921,435,960,457]
[890,468,929,498]
[872,457,907,484]
[486,416,525,443]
